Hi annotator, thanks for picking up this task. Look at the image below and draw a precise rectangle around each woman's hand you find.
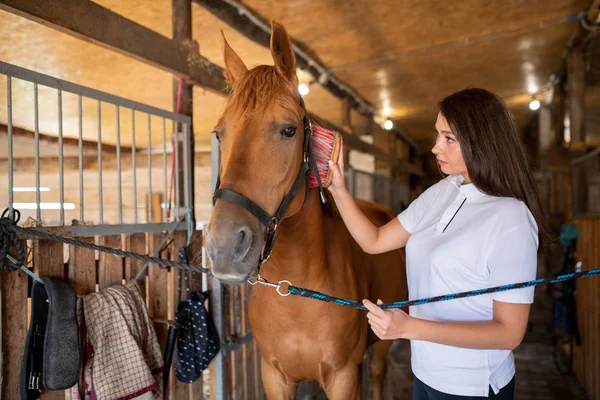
[363,299,412,340]
[326,139,346,197]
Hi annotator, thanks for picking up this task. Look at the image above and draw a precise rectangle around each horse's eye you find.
[280,126,296,138]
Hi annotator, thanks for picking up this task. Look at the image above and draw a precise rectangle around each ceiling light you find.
[529,100,540,111]
[383,106,392,116]
[384,120,393,130]
[298,83,310,96]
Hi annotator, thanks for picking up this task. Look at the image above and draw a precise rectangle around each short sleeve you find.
[397,183,439,234]
[487,223,539,303]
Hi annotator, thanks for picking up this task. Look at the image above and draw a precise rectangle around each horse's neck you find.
[261,188,328,284]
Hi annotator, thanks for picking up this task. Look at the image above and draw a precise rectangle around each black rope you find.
[0,210,25,272]
[0,214,209,274]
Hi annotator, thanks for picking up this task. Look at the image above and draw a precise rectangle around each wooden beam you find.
[0,0,227,94]
[192,0,420,151]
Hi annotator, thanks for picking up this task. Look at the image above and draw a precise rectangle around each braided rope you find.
[0,214,25,272]
[0,216,209,274]
[287,269,600,311]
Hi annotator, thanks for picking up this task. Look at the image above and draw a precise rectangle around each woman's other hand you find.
[363,299,413,340]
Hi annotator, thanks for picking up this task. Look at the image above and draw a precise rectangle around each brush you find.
[308,124,342,189]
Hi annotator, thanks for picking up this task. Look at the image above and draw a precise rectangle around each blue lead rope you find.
[286,268,600,311]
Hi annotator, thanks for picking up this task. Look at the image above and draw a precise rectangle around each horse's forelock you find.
[226,66,298,119]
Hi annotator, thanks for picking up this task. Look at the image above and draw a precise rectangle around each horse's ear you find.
[270,21,297,82]
[222,31,248,86]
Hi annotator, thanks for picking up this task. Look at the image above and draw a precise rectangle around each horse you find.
[202,21,408,400]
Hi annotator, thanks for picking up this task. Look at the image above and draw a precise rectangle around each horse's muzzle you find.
[206,207,263,284]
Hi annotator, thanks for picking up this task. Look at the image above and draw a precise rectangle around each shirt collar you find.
[449,175,486,202]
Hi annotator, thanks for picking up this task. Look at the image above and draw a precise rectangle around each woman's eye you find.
[446,136,455,143]
[280,126,297,138]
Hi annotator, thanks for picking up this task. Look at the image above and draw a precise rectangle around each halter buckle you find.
[267,217,278,233]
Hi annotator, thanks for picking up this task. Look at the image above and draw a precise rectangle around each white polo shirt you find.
[397,175,538,397]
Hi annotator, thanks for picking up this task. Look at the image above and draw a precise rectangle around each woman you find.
[327,88,551,399]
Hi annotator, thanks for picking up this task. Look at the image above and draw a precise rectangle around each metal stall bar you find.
[58,89,65,225]
[78,95,84,223]
[98,100,103,224]
[183,122,193,218]
[147,114,152,222]
[174,123,180,219]
[34,83,41,223]
[132,110,138,223]
[162,117,168,221]
[116,105,123,224]
[6,76,13,220]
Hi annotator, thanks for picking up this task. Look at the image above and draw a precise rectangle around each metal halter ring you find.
[276,280,291,297]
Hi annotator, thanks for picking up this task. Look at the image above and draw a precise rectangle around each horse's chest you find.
[248,288,365,371]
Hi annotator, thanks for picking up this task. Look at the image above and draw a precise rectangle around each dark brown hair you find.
[439,88,552,248]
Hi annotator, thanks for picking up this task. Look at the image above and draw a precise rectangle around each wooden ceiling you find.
[0,0,598,153]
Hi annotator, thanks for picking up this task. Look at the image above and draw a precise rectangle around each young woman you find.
[327,88,551,399]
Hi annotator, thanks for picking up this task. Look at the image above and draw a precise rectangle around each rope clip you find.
[247,274,291,297]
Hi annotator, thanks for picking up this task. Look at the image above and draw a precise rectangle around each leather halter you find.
[212,97,326,270]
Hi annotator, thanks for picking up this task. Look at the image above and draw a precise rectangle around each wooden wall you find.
[573,217,600,400]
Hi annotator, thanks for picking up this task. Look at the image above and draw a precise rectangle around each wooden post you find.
[1,242,29,398]
[567,46,586,154]
[173,0,194,215]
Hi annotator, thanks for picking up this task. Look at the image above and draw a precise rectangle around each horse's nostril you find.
[234,227,253,262]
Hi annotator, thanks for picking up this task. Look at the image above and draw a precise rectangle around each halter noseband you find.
[212,97,326,270]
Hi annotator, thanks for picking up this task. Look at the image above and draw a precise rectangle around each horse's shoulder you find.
[321,191,395,225]
[354,199,396,225]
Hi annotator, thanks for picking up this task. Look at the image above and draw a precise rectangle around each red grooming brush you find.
[308,125,342,189]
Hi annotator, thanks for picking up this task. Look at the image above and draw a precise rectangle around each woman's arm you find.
[363,299,531,350]
[327,141,410,254]
[329,187,410,254]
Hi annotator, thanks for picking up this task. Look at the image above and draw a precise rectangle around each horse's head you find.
[205,22,309,284]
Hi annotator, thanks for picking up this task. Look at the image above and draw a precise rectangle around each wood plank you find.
[124,234,147,301]
[32,240,68,400]
[232,283,243,400]
[241,284,250,400]
[1,242,29,400]
[223,284,234,400]
[147,232,170,349]
[0,0,226,95]
[33,240,64,280]
[68,237,96,295]
[98,235,124,289]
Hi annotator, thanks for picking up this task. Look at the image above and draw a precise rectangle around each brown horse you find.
[203,22,407,400]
